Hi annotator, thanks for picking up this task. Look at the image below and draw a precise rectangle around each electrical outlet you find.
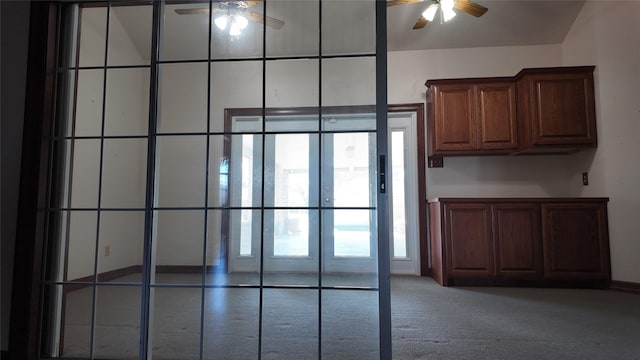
[582,172,589,186]
[104,245,110,257]
[428,156,444,168]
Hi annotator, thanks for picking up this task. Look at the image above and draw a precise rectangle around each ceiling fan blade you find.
[174,1,263,15]
[454,0,488,17]
[244,1,262,7]
[174,8,212,15]
[412,15,428,29]
[387,0,426,7]
[248,11,285,30]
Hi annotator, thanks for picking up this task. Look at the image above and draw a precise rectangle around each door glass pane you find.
[66,211,97,282]
[203,288,259,359]
[74,70,103,136]
[333,209,372,257]
[210,61,263,133]
[273,133,309,208]
[210,2,264,60]
[108,5,151,66]
[100,138,147,209]
[208,134,233,208]
[158,63,208,134]
[265,59,318,108]
[78,7,106,67]
[262,289,319,359]
[321,1,375,55]
[392,130,407,258]
[273,209,309,257]
[153,210,205,285]
[94,286,141,359]
[331,132,373,208]
[240,134,255,209]
[156,135,206,207]
[321,291,379,358]
[70,139,100,209]
[205,209,225,272]
[213,209,262,285]
[265,0,317,58]
[59,285,92,358]
[266,133,314,258]
[151,288,201,360]
[321,57,376,107]
[162,3,209,61]
[98,211,144,283]
[104,68,150,136]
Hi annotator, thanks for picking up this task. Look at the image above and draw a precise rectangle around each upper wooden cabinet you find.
[426,66,597,157]
[516,66,597,153]
[427,79,517,155]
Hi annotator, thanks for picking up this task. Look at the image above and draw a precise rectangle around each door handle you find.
[379,155,386,193]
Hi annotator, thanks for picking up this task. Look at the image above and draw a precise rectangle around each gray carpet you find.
[62,274,640,359]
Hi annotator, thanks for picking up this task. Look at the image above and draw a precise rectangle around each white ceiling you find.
[388,0,585,51]
[110,0,586,59]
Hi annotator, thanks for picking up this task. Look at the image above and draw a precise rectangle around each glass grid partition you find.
[41,1,389,359]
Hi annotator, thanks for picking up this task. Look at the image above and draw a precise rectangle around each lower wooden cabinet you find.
[493,203,542,278]
[541,202,611,280]
[428,198,610,287]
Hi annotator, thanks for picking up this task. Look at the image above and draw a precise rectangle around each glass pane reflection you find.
[60,285,92,359]
[321,290,379,359]
[94,286,142,359]
[262,288,319,360]
[151,287,201,360]
[203,288,259,359]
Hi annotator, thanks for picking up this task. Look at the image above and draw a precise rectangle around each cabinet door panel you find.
[433,85,476,151]
[478,83,517,150]
[541,203,610,279]
[444,203,493,277]
[493,203,541,277]
[531,72,596,145]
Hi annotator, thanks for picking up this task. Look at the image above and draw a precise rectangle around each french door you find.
[228,111,420,275]
[228,114,378,274]
[38,1,391,359]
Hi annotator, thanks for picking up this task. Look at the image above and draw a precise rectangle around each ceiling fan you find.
[388,0,488,29]
[174,0,284,37]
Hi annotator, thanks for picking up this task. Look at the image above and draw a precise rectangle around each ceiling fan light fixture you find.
[214,15,229,30]
[234,14,249,30]
[441,0,457,22]
[441,0,456,11]
[442,7,457,22]
[229,22,242,37]
[422,3,439,22]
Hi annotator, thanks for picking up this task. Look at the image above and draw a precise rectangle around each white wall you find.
[561,1,640,283]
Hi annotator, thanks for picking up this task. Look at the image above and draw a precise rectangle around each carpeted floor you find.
[61,274,640,359]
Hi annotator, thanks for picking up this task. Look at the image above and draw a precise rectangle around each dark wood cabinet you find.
[427,80,517,155]
[477,82,518,150]
[493,203,542,278]
[426,66,596,158]
[517,66,597,153]
[444,203,494,278]
[429,198,610,287]
[541,202,610,280]
[429,83,476,152]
